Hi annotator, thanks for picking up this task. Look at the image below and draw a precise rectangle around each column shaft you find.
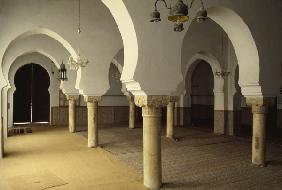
[166,102,174,139]
[0,117,3,158]
[68,99,76,133]
[252,105,267,166]
[129,100,135,129]
[143,106,162,190]
[87,101,98,148]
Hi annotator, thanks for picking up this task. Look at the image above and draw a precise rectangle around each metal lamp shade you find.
[168,0,189,22]
[196,8,208,23]
[150,9,161,22]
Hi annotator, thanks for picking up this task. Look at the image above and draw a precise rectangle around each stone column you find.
[135,95,170,190]
[0,116,4,158]
[166,98,177,140]
[251,105,267,166]
[84,96,101,148]
[127,95,135,129]
[247,97,275,167]
[166,102,174,138]
[67,95,79,133]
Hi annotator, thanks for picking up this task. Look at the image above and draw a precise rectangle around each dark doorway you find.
[191,61,214,130]
[14,63,50,124]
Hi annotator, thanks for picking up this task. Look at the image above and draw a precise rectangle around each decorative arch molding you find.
[206,6,261,97]
[3,52,59,133]
[185,52,224,94]
[8,52,56,93]
[5,50,59,84]
[0,28,78,89]
[101,0,141,92]
[2,28,78,61]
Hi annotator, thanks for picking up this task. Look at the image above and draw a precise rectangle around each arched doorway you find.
[13,63,50,124]
[191,60,214,131]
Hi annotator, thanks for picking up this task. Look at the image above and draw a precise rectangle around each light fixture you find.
[58,59,67,81]
[215,71,230,78]
[150,0,207,32]
[68,56,89,70]
[68,0,89,70]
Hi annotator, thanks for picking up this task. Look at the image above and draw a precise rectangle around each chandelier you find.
[150,0,207,32]
[68,0,89,70]
[68,56,89,70]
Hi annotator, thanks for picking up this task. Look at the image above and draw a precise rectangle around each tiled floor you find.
[79,124,282,190]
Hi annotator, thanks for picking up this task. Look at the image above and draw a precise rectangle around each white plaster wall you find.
[0,0,281,106]
[104,0,282,97]
[101,63,128,107]
[0,0,122,97]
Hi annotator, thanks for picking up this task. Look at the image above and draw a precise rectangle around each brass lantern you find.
[150,0,207,32]
[168,0,189,23]
[58,61,67,81]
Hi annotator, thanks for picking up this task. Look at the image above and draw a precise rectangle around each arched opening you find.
[13,63,50,124]
[206,7,260,94]
[190,60,214,131]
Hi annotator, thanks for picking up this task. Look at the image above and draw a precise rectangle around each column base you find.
[166,136,179,142]
[88,144,99,148]
[252,162,266,167]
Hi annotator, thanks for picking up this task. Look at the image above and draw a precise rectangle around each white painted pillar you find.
[67,95,79,133]
[85,96,101,148]
[135,95,170,190]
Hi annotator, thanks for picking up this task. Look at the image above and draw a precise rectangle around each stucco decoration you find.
[134,95,170,108]
[84,96,102,103]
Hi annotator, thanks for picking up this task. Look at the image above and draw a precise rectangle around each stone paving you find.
[79,124,282,190]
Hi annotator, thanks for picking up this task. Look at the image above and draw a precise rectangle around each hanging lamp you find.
[150,0,208,32]
[59,59,68,81]
[68,0,89,70]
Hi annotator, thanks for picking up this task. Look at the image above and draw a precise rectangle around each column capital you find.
[126,95,134,102]
[66,95,80,101]
[84,96,101,103]
[135,95,170,108]
[252,105,267,114]
[246,97,276,107]
[168,96,178,103]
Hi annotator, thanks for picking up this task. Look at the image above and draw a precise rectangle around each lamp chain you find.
[78,0,81,34]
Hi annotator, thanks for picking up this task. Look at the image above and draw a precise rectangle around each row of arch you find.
[0,1,269,148]
[0,5,262,99]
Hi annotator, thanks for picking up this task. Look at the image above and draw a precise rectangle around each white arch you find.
[101,0,138,84]
[112,58,123,74]
[206,7,261,96]
[2,28,78,63]
[0,28,77,89]
[3,52,60,136]
[185,52,224,94]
